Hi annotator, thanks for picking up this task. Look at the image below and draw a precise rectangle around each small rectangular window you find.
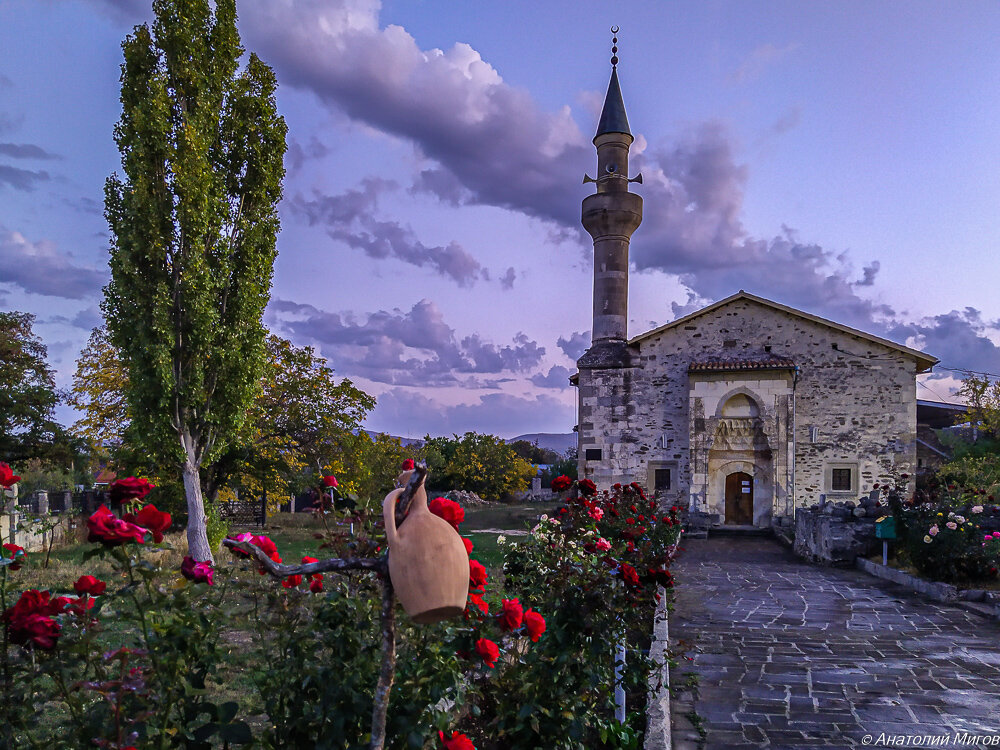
[831,468,852,492]
[585,448,602,461]
[654,469,671,491]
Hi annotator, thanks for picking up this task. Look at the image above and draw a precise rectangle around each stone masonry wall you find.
[577,297,920,516]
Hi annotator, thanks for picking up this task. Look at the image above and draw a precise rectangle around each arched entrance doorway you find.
[725,471,754,525]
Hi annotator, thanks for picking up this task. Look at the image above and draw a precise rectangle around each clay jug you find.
[383,473,469,624]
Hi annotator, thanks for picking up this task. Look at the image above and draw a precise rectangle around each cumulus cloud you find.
[0,227,106,299]
[0,164,51,191]
[530,365,574,389]
[368,388,575,438]
[241,0,588,227]
[500,267,516,290]
[556,331,590,360]
[889,309,1000,376]
[270,297,544,386]
[75,0,1000,389]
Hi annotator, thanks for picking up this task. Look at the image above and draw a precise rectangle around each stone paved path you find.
[670,536,1000,750]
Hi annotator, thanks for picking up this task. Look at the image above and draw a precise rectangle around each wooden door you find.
[725,472,754,525]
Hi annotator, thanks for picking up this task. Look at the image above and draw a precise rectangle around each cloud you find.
[368,388,575,438]
[76,1,1000,388]
[332,220,485,287]
[293,179,487,286]
[500,267,516,290]
[241,0,588,228]
[0,227,107,299]
[557,331,589,360]
[72,306,105,330]
[730,42,801,84]
[293,178,395,225]
[270,297,545,386]
[889,309,1000,377]
[530,365,574,389]
[0,143,62,160]
[0,164,51,191]
[285,136,330,173]
[410,168,471,206]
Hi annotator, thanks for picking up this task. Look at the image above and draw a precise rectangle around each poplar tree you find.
[103,0,286,561]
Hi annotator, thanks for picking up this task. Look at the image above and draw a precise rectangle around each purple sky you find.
[2,0,999,439]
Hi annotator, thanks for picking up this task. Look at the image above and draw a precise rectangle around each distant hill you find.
[363,430,425,448]
[507,432,576,456]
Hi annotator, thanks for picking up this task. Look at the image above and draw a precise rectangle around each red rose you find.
[578,479,597,497]
[438,730,476,750]
[73,575,107,596]
[475,637,499,668]
[252,535,281,562]
[647,567,674,588]
[626,518,635,525]
[621,563,640,586]
[281,575,303,589]
[498,598,523,632]
[87,505,149,546]
[123,504,172,543]
[180,556,214,585]
[8,612,60,650]
[108,476,155,503]
[524,609,546,642]
[469,559,487,591]
[462,537,474,555]
[5,589,69,621]
[67,596,96,618]
[0,462,21,489]
[321,475,338,488]
[467,592,488,616]
[550,475,572,492]
[401,459,415,471]
[309,578,324,593]
[2,542,25,571]
[429,497,465,529]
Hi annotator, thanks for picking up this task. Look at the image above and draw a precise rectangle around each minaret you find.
[576,29,642,487]
[582,28,642,353]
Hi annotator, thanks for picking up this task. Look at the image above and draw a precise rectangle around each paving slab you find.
[670,536,1000,749]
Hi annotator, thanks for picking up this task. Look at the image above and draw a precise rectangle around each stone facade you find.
[576,292,937,526]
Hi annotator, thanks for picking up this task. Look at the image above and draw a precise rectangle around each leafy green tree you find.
[205,334,375,505]
[422,432,536,500]
[67,327,128,465]
[508,439,561,466]
[103,0,287,561]
[0,311,68,465]
[337,431,416,508]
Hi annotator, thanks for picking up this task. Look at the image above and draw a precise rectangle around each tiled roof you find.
[689,356,796,372]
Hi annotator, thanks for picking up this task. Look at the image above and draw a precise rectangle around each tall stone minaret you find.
[582,29,643,353]
[576,29,642,486]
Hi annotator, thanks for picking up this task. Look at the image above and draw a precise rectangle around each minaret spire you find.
[596,27,631,139]
[580,26,643,351]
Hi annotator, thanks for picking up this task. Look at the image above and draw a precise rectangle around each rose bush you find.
[2,472,671,749]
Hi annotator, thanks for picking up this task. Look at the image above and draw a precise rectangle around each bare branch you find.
[222,539,386,577]
[394,462,428,528]
[369,574,396,750]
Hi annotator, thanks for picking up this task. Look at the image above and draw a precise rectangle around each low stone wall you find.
[2,510,78,552]
[793,508,880,566]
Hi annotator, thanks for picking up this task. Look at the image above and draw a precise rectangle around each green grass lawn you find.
[461,501,561,532]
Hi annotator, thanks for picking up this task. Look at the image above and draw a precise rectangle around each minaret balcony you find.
[582,191,643,240]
